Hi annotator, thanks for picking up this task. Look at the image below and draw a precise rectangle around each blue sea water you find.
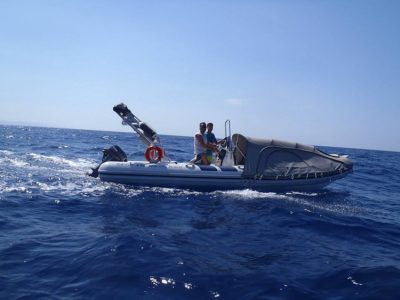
[0,125,399,299]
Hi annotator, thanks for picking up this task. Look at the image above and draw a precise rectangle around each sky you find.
[0,0,399,151]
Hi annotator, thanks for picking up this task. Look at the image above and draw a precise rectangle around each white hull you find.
[98,161,350,192]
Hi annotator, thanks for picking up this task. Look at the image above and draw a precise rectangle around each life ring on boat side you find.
[145,146,164,163]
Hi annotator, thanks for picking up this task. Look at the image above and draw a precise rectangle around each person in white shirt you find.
[192,122,213,164]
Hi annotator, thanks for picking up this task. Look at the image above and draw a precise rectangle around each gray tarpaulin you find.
[232,134,353,178]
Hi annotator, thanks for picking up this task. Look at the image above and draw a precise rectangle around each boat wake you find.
[0,150,104,196]
[0,149,359,217]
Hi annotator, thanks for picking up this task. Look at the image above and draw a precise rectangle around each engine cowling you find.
[88,145,127,178]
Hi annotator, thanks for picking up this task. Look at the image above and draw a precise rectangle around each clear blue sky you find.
[1,0,399,151]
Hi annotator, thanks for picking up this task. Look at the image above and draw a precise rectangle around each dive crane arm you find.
[113,103,160,147]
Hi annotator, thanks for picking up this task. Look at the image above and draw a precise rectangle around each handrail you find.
[224,120,232,151]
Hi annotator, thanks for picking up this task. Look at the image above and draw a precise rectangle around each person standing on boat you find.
[192,122,209,165]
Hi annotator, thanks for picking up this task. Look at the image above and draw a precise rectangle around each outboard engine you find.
[102,145,128,163]
[88,145,127,178]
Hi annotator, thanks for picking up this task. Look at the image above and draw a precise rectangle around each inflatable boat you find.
[89,103,353,192]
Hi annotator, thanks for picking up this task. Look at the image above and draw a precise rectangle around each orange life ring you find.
[145,146,164,163]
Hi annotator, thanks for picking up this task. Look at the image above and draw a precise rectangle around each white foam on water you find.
[1,186,31,193]
[214,189,292,200]
[184,282,193,290]
[29,179,111,197]
[67,158,96,169]
[0,150,14,155]
[286,191,320,197]
[347,276,363,286]
[0,161,87,178]
[210,188,359,217]
[0,176,109,197]
[35,181,52,191]
[149,276,176,287]
[81,185,110,194]
[28,153,95,169]
[282,193,361,217]
[0,157,29,168]
[110,184,145,197]
[155,187,203,196]
[211,291,221,298]
[49,181,109,195]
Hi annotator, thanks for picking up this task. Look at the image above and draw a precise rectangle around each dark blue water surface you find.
[1,125,399,299]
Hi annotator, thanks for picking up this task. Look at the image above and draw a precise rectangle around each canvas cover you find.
[232,134,352,179]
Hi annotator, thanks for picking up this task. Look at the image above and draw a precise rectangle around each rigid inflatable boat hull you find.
[98,161,350,192]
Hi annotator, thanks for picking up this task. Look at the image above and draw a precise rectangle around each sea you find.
[0,125,399,300]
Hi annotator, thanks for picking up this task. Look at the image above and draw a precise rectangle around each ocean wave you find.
[0,149,96,173]
[27,153,95,169]
[0,157,30,168]
[0,150,14,155]
[210,189,361,217]
[0,186,31,193]
[87,185,358,218]
[0,176,109,197]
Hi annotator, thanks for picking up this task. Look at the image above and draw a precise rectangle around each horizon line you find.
[1,121,399,154]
